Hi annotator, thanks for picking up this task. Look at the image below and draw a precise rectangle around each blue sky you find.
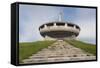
[19,4,96,44]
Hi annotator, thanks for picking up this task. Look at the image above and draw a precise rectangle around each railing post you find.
[54,23,57,27]
[65,23,67,27]
[44,25,47,28]
[74,25,76,29]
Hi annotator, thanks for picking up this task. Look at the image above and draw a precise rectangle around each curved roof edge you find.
[39,21,81,30]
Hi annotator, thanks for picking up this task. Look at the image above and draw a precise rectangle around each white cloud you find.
[19,5,96,44]
[73,8,96,44]
[19,5,61,42]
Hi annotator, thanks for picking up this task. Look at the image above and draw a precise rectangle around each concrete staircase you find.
[22,40,96,64]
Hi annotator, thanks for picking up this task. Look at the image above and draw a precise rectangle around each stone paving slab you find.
[22,40,96,64]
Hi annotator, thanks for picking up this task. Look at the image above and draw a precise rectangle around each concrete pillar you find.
[54,23,57,27]
[44,25,47,28]
[54,23,56,26]
[65,23,67,27]
[74,25,76,29]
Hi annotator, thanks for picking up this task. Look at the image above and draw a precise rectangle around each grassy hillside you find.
[19,40,55,62]
[65,40,96,55]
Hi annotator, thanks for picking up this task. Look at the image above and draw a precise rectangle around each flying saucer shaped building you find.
[39,13,81,40]
[39,22,80,40]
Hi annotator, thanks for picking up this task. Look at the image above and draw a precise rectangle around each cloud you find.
[19,5,61,42]
[19,5,96,44]
[73,8,96,44]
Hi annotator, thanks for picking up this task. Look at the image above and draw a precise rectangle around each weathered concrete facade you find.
[39,22,80,40]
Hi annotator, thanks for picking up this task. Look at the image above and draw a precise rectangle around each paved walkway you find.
[22,40,96,64]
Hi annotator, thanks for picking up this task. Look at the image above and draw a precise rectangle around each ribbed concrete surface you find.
[22,40,96,64]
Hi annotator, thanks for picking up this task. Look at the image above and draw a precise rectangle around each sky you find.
[19,4,96,44]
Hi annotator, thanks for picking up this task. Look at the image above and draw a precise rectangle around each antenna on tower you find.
[58,12,63,21]
[59,12,62,21]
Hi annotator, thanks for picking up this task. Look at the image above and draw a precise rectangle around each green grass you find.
[65,40,96,55]
[19,40,55,63]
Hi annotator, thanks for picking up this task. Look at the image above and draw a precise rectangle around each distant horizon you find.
[19,4,96,44]
[19,38,96,45]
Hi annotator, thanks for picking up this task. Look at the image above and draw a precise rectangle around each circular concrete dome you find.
[39,22,80,40]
